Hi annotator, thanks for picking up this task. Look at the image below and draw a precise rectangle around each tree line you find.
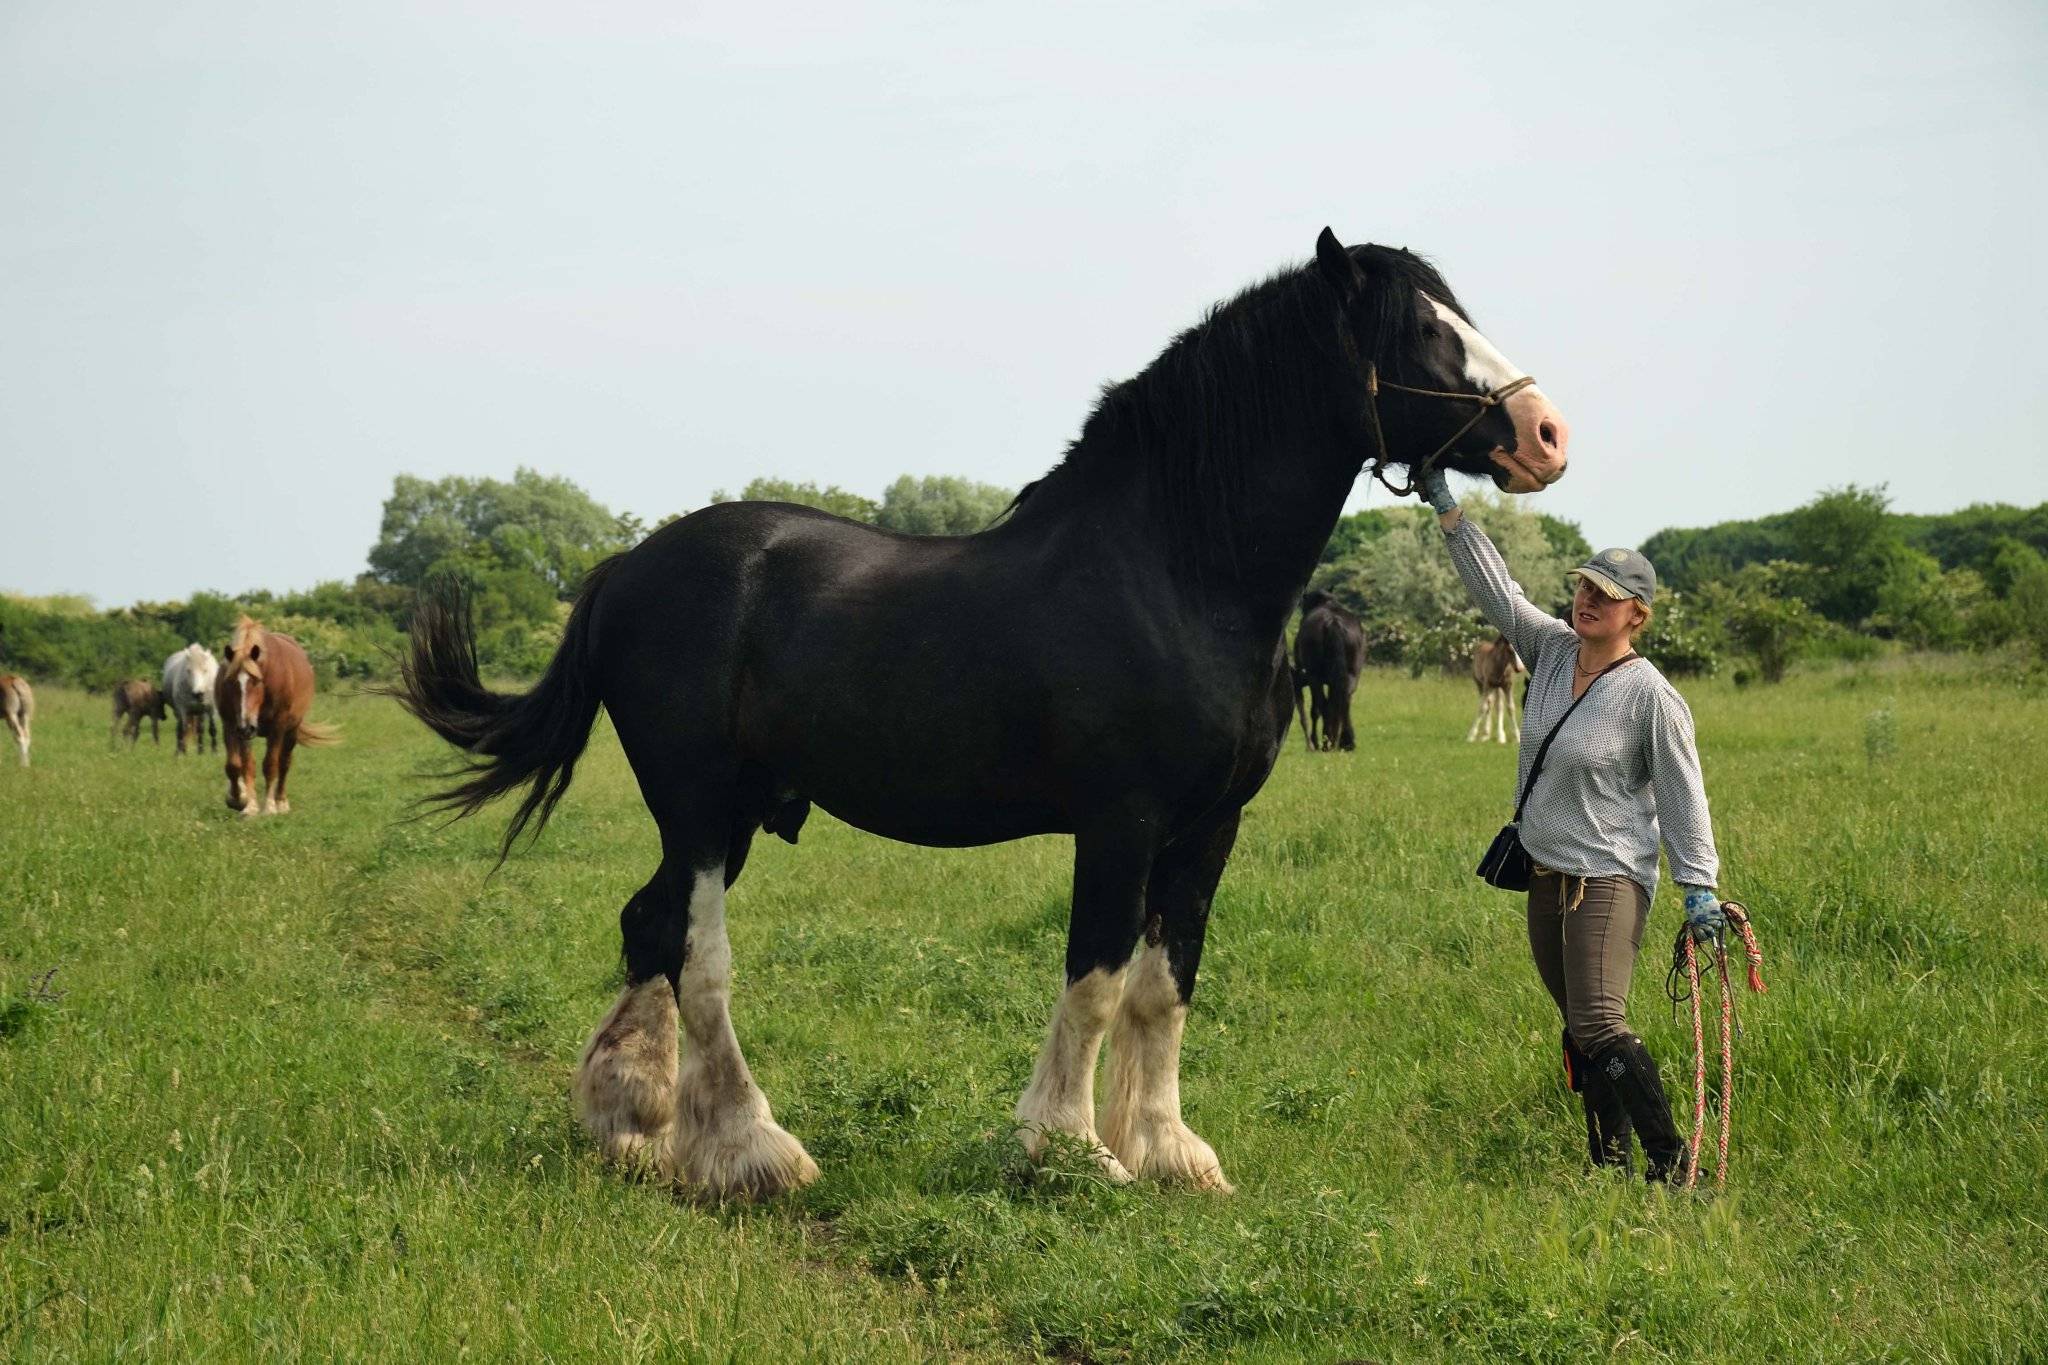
[4,472,2042,693]
[0,471,1017,690]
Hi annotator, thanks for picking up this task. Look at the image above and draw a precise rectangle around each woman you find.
[1417,467,1725,1182]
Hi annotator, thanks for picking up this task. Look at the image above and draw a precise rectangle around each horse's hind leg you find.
[1101,812,1236,1192]
[580,820,817,1200]
[1015,823,1153,1181]
[577,864,686,1168]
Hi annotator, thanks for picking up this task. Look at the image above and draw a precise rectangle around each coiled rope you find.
[1666,901,1767,1188]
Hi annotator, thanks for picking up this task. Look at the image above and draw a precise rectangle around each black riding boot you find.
[1593,1034,1692,1184]
[1563,1032,1634,1172]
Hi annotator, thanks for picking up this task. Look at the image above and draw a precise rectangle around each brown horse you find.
[215,617,336,815]
[1466,633,1525,743]
[1,675,31,767]
[111,680,168,747]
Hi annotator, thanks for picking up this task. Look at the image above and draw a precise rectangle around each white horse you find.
[1466,634,1526,744]
[1,675,31,767]
[163,643,221,756]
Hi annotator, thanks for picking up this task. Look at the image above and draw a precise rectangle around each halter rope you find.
[1667,901,1767,1188]
[1360,365,1539,498]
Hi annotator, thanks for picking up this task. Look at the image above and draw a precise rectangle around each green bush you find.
[1636,589,1719,677]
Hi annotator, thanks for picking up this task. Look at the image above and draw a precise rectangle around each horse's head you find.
[1314,228,1568,495]
[1300,589,1333,616]
[220,618,268,739]
[185,643,220,694]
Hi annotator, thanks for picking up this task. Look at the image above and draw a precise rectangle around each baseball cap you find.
[1567,547,1656,606]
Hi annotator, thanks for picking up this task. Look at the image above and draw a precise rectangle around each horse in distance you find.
[163,644,221,756]
[111,680,168,747]
[1,675,30,768]
[1294,590,1366,752]
[393,227,1570,1202]
[216,617,335,816]
[1467,634,1525,744]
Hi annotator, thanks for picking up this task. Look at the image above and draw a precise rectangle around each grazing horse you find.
[394,228,1569,1201]
[1,675,30,768]
[215,617,335,816]
[1294,590,1366,752]
[163,644,221,755]
[1466,634,1525,744]
[111,680,168,747]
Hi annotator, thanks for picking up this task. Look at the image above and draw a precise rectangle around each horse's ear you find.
[1315,227,1364,301]
[249,644,262,663]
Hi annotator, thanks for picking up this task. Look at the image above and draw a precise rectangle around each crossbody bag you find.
[1475,651,1639,891]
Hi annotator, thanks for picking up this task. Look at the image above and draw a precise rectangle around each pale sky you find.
[4,1,2043,605]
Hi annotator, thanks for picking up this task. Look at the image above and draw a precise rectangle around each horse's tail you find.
[389,556,621,864]
[296,721,341,747]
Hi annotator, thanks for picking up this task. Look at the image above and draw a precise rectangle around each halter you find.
[1360,364,1539,498]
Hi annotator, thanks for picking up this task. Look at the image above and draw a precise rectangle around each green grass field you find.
[2,664,2043,1361]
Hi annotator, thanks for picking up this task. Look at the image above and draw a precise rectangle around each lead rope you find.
[1670,901,1767,1188]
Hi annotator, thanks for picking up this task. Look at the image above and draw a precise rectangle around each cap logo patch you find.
[1606,549,1627,564]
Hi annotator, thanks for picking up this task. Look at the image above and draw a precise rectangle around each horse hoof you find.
[1102,1115,1234,1193]
[663,1111,819,1202]
[1016,1124,1137,1184]
[577,983,680,1166]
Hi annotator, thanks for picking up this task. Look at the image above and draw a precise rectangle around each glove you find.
[1681,885,1725,945]
[1414,464,1457,516]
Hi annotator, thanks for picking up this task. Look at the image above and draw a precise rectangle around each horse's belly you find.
[810,786,1066,848]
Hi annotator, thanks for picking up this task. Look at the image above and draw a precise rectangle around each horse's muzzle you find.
[1491,387,1569,492]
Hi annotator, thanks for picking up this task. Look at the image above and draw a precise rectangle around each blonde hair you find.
[1629,602,1654,639]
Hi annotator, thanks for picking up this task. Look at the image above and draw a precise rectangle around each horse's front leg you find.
[258,735,286,814]
[1100,812,1237,1192]
[1015,824,1152,1181]
[268,733,298,813]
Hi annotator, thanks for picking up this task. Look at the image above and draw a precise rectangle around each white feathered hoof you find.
[1101,1113,1234,1193]
[1015,1122,1137,1184]
[662,1089,820,1202]
[576,982,680,1167]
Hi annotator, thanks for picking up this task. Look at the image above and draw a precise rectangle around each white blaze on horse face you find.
[1421,294,1570,490]
[1423,294,1525,395]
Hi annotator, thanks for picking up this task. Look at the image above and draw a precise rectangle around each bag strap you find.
[1510,652,1639,822]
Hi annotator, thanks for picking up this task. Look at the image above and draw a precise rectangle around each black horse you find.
[1294,590,1366,752]
[395,228,1569,1200]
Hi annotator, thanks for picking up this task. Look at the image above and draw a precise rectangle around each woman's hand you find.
[1682,885,1725,944]
[1414,465,1458,516]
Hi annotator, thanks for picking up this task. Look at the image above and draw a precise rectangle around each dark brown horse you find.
[395,229,1569,1201]
[1,675,31,768]
[111,680,168,747]
[1293,591,1366,752]
[216,617,335,816]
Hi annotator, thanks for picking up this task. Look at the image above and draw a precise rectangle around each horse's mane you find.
[229,616,265,660]
[1008,244,1469,560]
